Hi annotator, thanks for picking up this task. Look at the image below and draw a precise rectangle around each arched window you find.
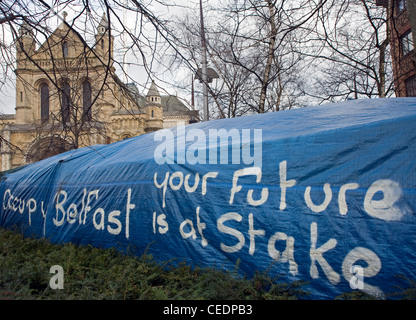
[83,80,92,121]
[61,82,71,124]
[40,83,49,123]
[121,134,132,140]
[151,110,154,118]
[62,41,68,57]
[26,136,74,164]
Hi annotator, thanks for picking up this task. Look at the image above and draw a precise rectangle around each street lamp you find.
[198,0,218,121]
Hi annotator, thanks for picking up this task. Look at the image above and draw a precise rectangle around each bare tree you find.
[170,0,395,118]
[171,0,336,118]
[209,0,312,114]
[298,0,393,102]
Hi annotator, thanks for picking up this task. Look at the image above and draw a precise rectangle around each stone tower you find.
[94,13,114,68]
[144,81,163,132]
[15,20,36,124]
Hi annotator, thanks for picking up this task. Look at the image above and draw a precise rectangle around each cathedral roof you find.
[97,14,109,32]
[146,81,161,98]
[19,20,32,36]
[120,82,196,117]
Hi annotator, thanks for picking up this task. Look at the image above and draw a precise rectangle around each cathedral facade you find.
[0,14,198,171]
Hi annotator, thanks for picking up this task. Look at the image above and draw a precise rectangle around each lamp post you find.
[198,0,219,121]
[200,0,209,121]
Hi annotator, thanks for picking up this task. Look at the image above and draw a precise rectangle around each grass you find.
[0,227,308,300]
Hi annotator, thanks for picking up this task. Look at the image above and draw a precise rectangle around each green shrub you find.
[0,227,307,300]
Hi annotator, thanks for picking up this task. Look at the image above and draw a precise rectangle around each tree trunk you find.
[259,0,277,113]
[377,0,390,98]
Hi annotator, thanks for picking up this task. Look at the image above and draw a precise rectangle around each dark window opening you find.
[40,84,49,123]
[400,30,414,57]
[61,82,71,124]
[397,0,407,12]
[405,76,416,97]
[83,80,92,121]
[62,41,68,57]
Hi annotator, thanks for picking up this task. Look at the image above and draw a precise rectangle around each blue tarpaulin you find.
[1,98,415,299]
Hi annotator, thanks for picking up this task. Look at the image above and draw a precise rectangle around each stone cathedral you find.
[0,14,198,171]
